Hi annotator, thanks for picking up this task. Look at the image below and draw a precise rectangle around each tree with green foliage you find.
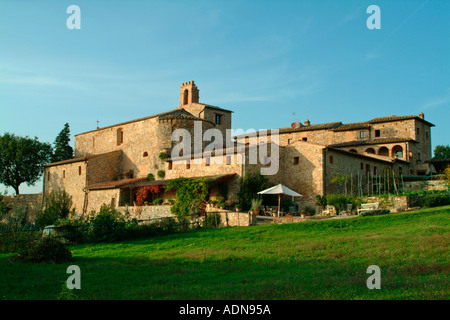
[0,133,53,195]
[52,123,74,162]
[433,145,450,159]
[445,166,450,186]
[238,172,273,210]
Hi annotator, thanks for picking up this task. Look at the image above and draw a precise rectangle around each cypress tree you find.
[52,123,74,162]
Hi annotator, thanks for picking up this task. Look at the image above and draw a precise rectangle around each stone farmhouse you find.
[43,81,435,216]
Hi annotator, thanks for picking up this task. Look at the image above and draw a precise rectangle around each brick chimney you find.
[304,119,311,126]
[418,112,424,119]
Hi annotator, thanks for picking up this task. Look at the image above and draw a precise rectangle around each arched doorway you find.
[365,148,375,154]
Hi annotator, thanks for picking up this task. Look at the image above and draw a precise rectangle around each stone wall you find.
[116,205,174,220]
[279,141,325,206]
[87,151,122,185]
[44,160,87,214]
[404,180,448,192]
[85,188,120,214]
[206,208,255,227]
[363,195,410,212]
[3,193,43,224]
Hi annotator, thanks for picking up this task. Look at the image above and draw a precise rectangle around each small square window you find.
[293,156,299,165]
[168,161,173,170]
[288,139,292,144]
[360,131,366,139]
[78,166,82,175]
[63,170,65,179]
[302,137,308,142]
[329,156,334,164]
[375,130,380,137]
[186,161,190,169]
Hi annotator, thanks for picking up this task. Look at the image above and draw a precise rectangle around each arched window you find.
[117,128,124,146]
[143,152,148,157]
[392,145,403,158]
[365,148,375,154]
[378,146,389,157]
[183,89,189,105]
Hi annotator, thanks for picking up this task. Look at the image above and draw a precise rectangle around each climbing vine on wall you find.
[165,177,209,218]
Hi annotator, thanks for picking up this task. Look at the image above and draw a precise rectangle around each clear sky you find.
[0,0,449,194]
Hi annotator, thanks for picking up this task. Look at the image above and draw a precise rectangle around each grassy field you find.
[0,206,449,300]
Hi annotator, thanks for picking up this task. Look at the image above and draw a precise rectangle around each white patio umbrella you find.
[258,184,302,217]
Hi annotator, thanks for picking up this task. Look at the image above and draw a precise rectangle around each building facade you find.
[43,81,435,215]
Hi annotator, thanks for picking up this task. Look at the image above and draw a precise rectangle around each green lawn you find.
[0,206,449,300]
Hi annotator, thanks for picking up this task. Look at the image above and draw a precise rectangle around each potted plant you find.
[300,210,305,218]
[251,198,262,215]
[304,205,315,216]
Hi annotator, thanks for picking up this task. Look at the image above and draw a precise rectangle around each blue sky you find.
[1,0,449,194]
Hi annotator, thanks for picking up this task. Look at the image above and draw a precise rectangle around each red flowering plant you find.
[135,185,164,207]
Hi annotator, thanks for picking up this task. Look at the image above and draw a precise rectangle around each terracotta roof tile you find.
[44,150,122,167]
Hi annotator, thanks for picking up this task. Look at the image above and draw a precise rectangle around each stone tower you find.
[179,81,199,106]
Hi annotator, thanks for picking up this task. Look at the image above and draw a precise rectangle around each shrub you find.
[238,173,273,211]
[303,205,316,215]
[360,209,391,217]
[158,152,168,160]
[315,195,327,208]
[11,237,73,264]
[36,189,73,226]
[147,173,155,181]
[54,218,86,244]
[251,198,263,211]
[326,194,362,214]
[87,204,127,243]
[4,204,27,230]
[157,170,165,179]
[153,198,163,205]
[414,193,450,208]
